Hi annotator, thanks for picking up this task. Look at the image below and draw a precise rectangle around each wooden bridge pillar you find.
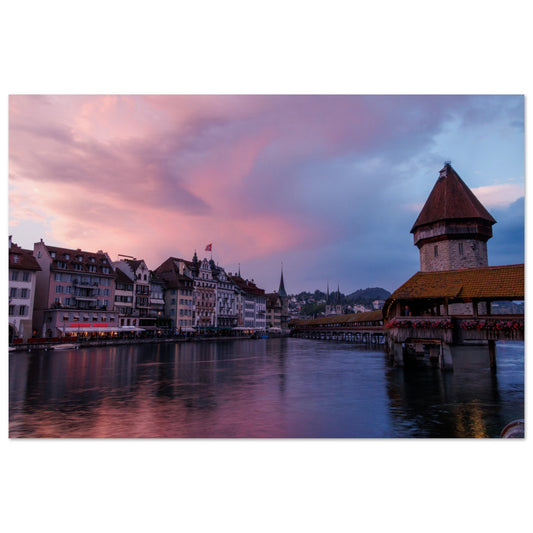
[439,342,453,371]
[393,342,404,366]
[488,340,497,372]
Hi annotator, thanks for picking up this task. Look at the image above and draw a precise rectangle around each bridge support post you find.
[393,342,404,366]
[439,342,453,371]
[488,340,497,372]
[428,344,440,362]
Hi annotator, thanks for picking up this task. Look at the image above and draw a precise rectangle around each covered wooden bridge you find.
[289,310,385,344]
[383,264,524,370]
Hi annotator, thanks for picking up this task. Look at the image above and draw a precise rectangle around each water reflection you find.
[9,338,524,438]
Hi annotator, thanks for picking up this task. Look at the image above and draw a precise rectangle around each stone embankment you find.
[9,334,289,352]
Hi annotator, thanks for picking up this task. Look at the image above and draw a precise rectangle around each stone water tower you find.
[411,163,496,272]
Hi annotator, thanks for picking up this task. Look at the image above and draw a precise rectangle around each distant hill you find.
[346,287,391,304]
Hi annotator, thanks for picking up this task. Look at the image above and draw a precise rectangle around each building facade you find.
[229,274,266,332]
[32,240,119,338]
[9,237,41,342]
[154,256,195,332]
[113,258,158,333]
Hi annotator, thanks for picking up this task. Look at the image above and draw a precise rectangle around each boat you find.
[51,343,79,350]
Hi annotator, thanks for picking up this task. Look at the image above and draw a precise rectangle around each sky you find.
[8,94,524,294]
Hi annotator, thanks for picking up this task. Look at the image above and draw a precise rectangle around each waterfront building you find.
[154,257,195,332]
[149,272,167,332]
[113,267,136,330]
[266,266,290,332]
[211,263,239,329]
[114,258,157,333]
[411,162,496,272]
[228,273,266,332]
[191,254,217,329]
[32,240,119,338]
[8,237,41,342]
[266,292,283,331]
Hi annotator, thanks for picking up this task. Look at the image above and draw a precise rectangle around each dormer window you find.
[77,255,83,262]
[50,252,56,258]
[64,253,70,260]
[12,254,20,263]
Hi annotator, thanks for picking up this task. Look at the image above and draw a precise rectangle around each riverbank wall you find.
[8,333,290,353]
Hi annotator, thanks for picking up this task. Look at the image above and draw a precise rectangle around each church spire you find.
[278,263,287,297]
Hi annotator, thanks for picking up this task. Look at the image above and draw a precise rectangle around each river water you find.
[8,337,524,438]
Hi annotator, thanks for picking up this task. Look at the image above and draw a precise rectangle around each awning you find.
[59,326,123,333]
[120,326,145,332]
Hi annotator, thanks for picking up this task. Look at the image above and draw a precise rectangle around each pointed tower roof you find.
[278,265,287,297]
[411,163,496,233]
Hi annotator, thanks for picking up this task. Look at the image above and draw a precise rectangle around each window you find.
[13,254,20,263]
[9,305,15,316]
[10,271,19,281]
[19,306,27,316]
[458,242,464,256]
[55,285,64,293]
[434,245,439,257]
[22,272,31,281]
[20,288,28,299]
[50,252,56,258]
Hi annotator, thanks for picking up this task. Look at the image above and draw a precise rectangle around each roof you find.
[115,268,134,284]
[228,274,265,296]
[153,257,193,288]
[9,243,41,271]
[266,292,282,306]
[123,259,143,273]
[411,164,496,233]
[292,310,383,327]
[387,264,524,303]
[44,244,115,276]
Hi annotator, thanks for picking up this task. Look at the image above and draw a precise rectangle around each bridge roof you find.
[387,264,524,303]
[291,309,383,327]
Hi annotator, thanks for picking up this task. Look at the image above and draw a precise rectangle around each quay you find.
[9,332,286,353]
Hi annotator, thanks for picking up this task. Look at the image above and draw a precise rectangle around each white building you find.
[9,237,41,342]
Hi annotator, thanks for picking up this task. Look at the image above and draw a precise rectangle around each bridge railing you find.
[385,315,524,343]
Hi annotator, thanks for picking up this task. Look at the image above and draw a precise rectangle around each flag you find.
[205,244,212,252]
